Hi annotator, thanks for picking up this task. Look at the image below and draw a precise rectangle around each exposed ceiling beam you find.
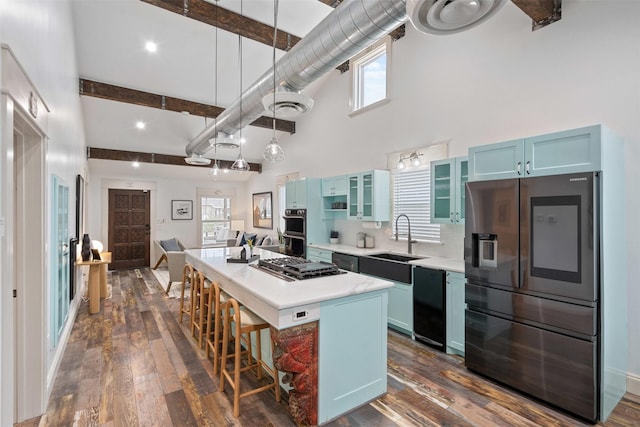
[79,78,296,134]
[140,0,301,51]
[87,146,263,173]
[511,0,561,30]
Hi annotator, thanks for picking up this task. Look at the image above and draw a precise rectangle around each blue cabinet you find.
[430,156,468,224]
[387,280,413,335]
[322,175,348,219]
[445,271,465,356]
[307,247,332,263]
[469,125,603,181]
[347,170,390,221]
[285,179,307,208]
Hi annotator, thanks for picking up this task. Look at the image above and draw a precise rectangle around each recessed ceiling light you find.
[136,121,145,129]
[145,41,157,53]
[132,161,140,168]
[240,137,246,144]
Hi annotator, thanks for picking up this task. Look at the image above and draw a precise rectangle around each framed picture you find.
[252,192,273,229]
[171,200,193,220]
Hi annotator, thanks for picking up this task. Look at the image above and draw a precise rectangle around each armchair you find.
[153,238,186,294]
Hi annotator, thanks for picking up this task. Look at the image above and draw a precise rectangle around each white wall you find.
[0,0,87,421]
[86,167,248,258]
[249,1,640,379]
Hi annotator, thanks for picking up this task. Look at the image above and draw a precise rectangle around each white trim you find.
[349,37,391,114]
[628,372,640,397]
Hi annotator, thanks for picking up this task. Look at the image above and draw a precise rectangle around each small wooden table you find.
[77,252,112,314]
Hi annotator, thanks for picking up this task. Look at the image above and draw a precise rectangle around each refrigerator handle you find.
[516,161,522,175]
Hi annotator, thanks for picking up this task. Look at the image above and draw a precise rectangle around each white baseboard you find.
[628,372,640,396]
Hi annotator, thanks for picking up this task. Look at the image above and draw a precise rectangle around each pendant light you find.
[263,0,285,162]
[209,2,221,178]
[231,0,250,173]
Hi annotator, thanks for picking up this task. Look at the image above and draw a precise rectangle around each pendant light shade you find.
[263,0,285,163]
[232,0,250,173]
[263,135,285,162]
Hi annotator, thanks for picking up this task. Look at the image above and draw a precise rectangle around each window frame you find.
[198,191,233,247]
[349,37,391,115]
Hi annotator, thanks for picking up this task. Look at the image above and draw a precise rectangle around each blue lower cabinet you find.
[387,281,413,335]
[446,271,466,356]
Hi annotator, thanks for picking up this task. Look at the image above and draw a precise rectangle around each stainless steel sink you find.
[359,253,428,284]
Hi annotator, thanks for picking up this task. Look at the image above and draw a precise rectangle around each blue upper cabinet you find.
[431,156,468,224]
[347,170,390,221]
[469,125,603,181]
[285,179,308,209]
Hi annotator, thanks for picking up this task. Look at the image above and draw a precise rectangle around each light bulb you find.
[263,137,285,162]
[397,159,406,170]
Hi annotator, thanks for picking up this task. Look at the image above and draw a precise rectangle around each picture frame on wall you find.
[252,192,273,229]
[171,200,193,220]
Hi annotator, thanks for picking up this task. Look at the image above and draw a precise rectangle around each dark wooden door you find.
[108,189,150,270]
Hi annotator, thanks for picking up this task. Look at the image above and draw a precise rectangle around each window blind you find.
[392,167,440,242]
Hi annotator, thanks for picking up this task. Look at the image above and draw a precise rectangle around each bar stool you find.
[219,298,280,417]
[205,281,230,375]
[191,270,211,348]
[178,263,195,323]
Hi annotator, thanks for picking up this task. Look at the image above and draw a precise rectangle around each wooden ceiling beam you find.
[510,0,561,30]
[79,78,296,134]
[140,0,300,51]
[87,147,262,173]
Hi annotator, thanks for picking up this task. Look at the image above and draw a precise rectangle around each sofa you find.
[152,238,186,294]
[225,231,280,252]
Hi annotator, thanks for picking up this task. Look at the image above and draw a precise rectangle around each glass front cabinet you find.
[347,170,390,221]
[430,156,468,224]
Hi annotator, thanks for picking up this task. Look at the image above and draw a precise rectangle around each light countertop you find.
[410,257,465,274]
[307,242,387,256]
[185,247,393,329]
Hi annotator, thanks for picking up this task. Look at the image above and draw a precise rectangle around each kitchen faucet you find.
[395,214,417,254]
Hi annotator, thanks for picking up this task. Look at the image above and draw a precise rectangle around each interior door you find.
[108,189,150,270]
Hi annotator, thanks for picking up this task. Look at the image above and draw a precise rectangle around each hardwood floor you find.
[17,268,640,426]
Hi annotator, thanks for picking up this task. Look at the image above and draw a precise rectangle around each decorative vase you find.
[81,234,91,261]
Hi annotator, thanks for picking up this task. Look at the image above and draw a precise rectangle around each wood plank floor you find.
[17,268,640,427]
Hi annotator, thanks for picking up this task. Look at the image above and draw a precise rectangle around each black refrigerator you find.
[464,172,600,422]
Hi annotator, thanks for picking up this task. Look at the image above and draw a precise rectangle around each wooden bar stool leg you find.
[179,263,194,323]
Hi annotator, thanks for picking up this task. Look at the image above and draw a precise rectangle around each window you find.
[351,38,390,112]
[392,167,440,242]
[199,194,231,246]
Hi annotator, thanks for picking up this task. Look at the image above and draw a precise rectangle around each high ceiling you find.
[72,0,335,179]
[71,0,559,181]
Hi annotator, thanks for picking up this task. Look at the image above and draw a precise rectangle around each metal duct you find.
[185,0,407,158]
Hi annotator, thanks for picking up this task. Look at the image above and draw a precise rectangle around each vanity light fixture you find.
[263,0,285,163]
[397,151,423,169]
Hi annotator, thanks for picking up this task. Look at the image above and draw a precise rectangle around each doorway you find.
[108,189,150,270]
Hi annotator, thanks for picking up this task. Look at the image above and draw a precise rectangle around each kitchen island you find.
[185,247,393,425]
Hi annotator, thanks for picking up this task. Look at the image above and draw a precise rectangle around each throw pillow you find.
[160,238,181,252]
[241,232,257,246]
[254,234,266,246]
[235,232,244,246]
[262,236,273,246]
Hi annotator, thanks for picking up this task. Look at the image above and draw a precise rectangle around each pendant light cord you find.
[272,0,278,135]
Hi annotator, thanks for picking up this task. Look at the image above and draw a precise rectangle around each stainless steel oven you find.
[283,209,306,257]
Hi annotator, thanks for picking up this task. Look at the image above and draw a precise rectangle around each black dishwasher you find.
[413,267,446,351]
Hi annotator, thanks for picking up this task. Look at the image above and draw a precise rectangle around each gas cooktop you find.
[257,257,345,281]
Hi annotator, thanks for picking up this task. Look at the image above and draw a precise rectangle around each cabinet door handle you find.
[516,161,522,175]
[450,212,454,223]
[455,212,460,222]
[526,160,531,174]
